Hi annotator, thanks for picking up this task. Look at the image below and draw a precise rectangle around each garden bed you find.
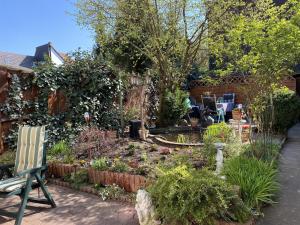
[48,162,148,192]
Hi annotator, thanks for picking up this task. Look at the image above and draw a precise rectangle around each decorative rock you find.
[135,189,161,225]
[128,160,139,168]
[159,147,171,155]
[193,161,205,169]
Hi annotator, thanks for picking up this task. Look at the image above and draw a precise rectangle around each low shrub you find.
[48,140,74,164]
[111,159,129,173]
[123,107,140,125]
[159,88,189,127]
[125,144,135,156]
[148,165,251,225]
[203,122,232,143]
[243,137,280,163]
[63,169,89,188]
[202,140,217,169]
[95,183,126,201]
[91,157,110,171]
[0,151,15,164]
[49,140,71,156]
[223,156,279,210]
[254,87,300,133]
[272,87,300,132]
[223,138,244,159]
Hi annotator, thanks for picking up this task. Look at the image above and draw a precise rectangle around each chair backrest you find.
[201,95,217,111]
[223,93,235,103]
[14,126,46,174]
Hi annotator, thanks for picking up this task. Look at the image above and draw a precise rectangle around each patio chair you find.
[222,93,235,112]
[201,94,217,111]
[0,126,56,225]
[201,94,225,123]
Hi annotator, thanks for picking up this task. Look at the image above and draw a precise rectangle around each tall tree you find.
[75,0,241,124]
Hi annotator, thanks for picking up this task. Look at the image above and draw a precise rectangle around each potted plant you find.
[232,108,242,121]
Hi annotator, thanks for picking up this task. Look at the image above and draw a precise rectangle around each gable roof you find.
[0,42,65,72]
[0,52,35,69]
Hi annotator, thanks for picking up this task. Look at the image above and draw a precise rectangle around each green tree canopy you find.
[211,0,300,98]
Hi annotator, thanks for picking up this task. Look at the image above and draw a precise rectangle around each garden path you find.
[0,184,139,225]
[257,123,300,225]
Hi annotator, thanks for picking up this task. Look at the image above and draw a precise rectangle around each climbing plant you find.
[0,74,33,149]
[29,50,120,146]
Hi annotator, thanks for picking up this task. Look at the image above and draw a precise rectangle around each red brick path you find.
[0,184,139,225]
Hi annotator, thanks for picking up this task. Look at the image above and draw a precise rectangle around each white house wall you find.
[50,49,64,66]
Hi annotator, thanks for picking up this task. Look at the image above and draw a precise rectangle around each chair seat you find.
[0,177,35,192]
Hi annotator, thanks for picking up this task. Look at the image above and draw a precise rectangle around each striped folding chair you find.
[0,126,56,225]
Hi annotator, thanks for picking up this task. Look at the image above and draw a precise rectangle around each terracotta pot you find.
[232,110,242,120]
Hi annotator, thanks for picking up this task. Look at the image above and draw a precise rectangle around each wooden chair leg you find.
[15,179,33,225]
[35,174,56,208]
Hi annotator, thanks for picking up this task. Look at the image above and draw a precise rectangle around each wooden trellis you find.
[189,75,295,88]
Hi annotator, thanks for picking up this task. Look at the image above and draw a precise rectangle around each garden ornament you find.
[214,143,225,175]
[84,112,91,124]
[135,189,161,225]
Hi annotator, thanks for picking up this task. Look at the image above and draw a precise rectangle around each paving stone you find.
[257,123,300,225]
[0,184,139,225]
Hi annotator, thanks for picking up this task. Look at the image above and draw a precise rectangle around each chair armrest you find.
[16,165,47,177]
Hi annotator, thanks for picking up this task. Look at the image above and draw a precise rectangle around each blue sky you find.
[0,0,94,56]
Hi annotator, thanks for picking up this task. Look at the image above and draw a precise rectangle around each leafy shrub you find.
[49,140,71,156]
[64,169,89,188]
[125,144,136,156]
[272,87,300,132]
[223,138,244,159]
[148,166,250,225]
[223,156,279,210]
[202,140,217,169]
[243,137,280,163]
[203,122,232,143]
[0,151,15,164]
[25,50,120,147]
[159,88,189,127]
[123,107,140,125]
[111,159,129,172]
[254,87,300,133]
[48,140,74,164]
[91,157,110,171]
